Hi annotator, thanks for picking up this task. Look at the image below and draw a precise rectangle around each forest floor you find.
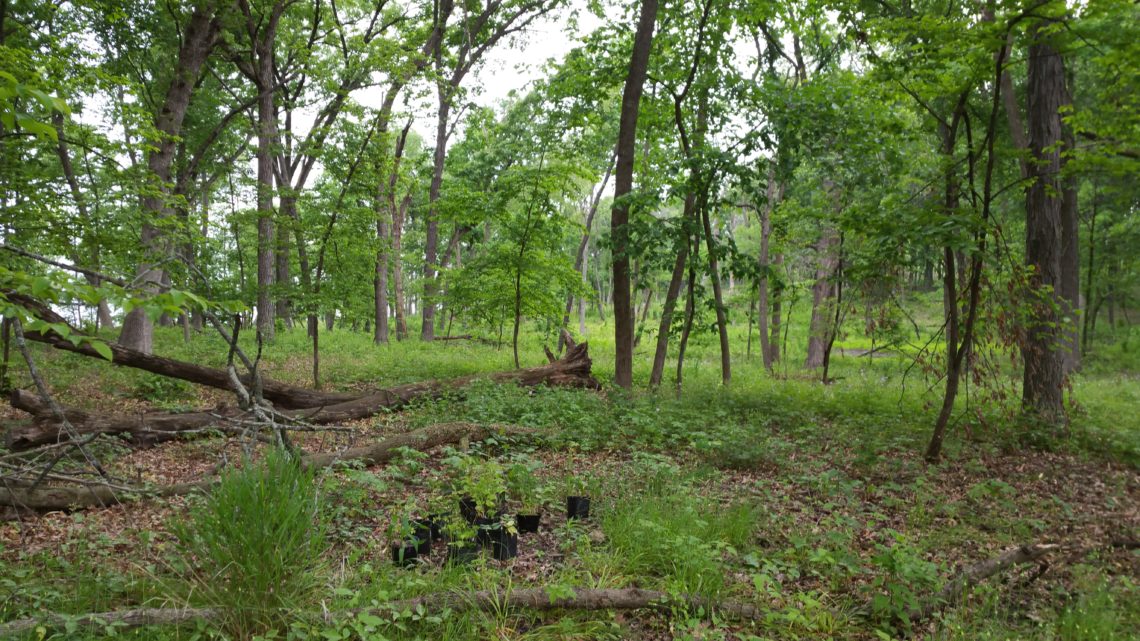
[1,324,1138,640]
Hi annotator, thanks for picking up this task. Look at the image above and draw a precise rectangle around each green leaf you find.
[88,340,114,362]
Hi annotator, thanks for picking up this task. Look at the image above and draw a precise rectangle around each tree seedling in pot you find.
[565,476,590,520]
[507,461,544,533]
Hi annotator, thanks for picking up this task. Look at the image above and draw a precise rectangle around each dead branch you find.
[0,587,763,636]
[0,422,521,511]
[907,543,1060,624]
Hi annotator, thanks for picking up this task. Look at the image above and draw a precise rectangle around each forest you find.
[0,0,1137,639]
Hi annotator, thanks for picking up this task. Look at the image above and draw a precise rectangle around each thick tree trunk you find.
[422,95,449,341]
[119,1,220,353]
[610,0,658,389]
[805,227,839,368]
[254,37,278,340]
[758,173,783,372]
[5,344,598,451]
[1021,23,1068,428]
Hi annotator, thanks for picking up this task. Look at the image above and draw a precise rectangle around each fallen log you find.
[907,543,1059,624]
[0,422,522,511]
[0,587,762,636]
[6,292,356,409]
[5,342,597,450]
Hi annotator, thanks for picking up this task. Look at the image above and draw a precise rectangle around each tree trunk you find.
[649,194,693,387]
[758,172,783,372]
[1021,22,1068,428]
[700,196,730,384]
[254,35,278,340]
[561,154,614,350]
[393,194,409,340]
[422,91,450,341]
[375,197,390,345]
[275,197,292,327]
[610,0,658,389]
[805,226,839,368]
[119,1,220,353]
[769,252,782,365]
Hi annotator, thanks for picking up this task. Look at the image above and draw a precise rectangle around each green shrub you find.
[173,449,327,639]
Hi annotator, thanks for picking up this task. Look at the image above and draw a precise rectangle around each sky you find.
[354,2,602,146]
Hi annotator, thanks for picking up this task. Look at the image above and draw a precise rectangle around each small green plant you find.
[867,531,941,632]
[132,374,194,408]
[451,456,506,517]
[506,460,543,511]
[173,449,327,639]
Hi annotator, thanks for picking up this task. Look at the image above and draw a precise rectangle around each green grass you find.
[2,307,1137,640]
[172,450,328,639]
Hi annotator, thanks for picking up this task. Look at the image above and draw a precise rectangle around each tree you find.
[118,0,221,353]
[611,0,658,389]
[1020,14,1070,429]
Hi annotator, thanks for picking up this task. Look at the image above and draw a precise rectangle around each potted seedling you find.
[565,476,591,521]
[489,515,519,561]
[441,513,480,566]
[455,458,506,535]
[386,503,422,568]
[424,492,450,541]
[507,462,543,533]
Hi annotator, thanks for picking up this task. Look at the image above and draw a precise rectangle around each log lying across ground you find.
[907,543,1059,624]
[5,341,598,450]
[0,588,764,637]
[6,292,356,409]
[0,422,526,511]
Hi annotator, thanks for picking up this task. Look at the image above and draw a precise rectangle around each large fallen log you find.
[4,342,597,450]
[0,422,523,511]
[0,588,763,636]
[6,292,356,409]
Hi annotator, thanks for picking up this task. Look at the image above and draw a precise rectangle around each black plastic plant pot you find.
[475,518,497,546]
[566,496,591,520]
[391,542,419,568]
[458,496,478,523]
[426,513,447,540]
[491,530,518,561]
[446,541,480,566]
[412,520,433,556]
[516,513,541,533]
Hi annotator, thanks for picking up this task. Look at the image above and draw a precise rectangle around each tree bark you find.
[757,171,783,372]
[700,194,730,384]
[119,1,221,353]
[1021,21,1068,428]
[648,193,692,387]
[610,0,658,389]
[805,226,839,368]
